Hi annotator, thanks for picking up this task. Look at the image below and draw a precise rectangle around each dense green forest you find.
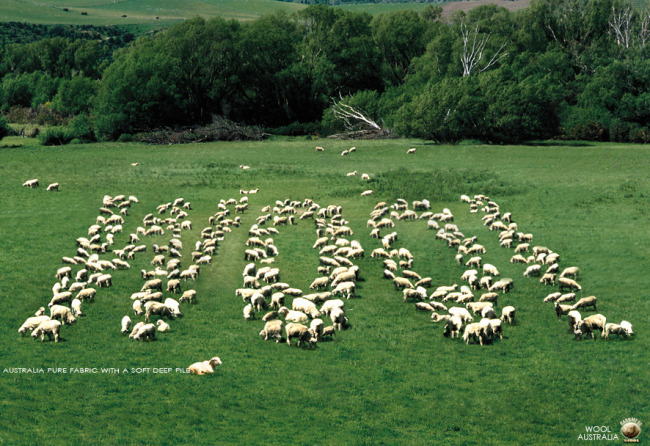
[1,0,650,144]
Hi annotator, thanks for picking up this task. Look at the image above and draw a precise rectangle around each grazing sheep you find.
[96,274,112,287]
[31,320,61,342]
[481,306,497,319]
[603,322,633,339]
[251,293,269,312]
[403,286,427,302]
[310,318,325,340]
[462,322,489,345]
[448,307,473,324]
[330,307,349,331]
[554,302,573,319]
[393,277,414,291]
[620,321,634,337]
[286,323,317,347]
[164,298,182,317]
[574,314,606,340]
[19,315,51,336]
[523,265,541,277]
[144,301,173,322]
[278,307,309,324]
[556,293,576,304]
[443,316,463,339]
[466,301,493,315]
[142,279,163,292]
[487,318,503,340]
[320,299,345,316]
[56,266,72,280]
[133,300,144,316]
[70,298,84,317]
[543,292,562,303]
[567,310,582,333]
[559,266,580,279]
[540,273,556,285]
[179,289,197,304]
[500,306,516,325]
[166,279,181,293]
[35,307,46,316]
[406,148,416,154]
[48,291,73,308]
[156,320,171,332]
[332,281,356,299]
[121,315,132,334]
[570,295,597,311]
[259,320,284,342]
[431,313,452,323]
[131,323,157,341]
[23,179,39,188]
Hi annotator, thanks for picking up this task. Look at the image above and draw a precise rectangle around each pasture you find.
[0,138,648,444]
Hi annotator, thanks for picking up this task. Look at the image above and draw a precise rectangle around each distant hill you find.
[440,0,531,20]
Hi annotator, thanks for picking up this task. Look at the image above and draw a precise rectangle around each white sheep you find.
[23,178,40,188]
[481,306,497,319]
[71,298,84,317]
[443,316,463,339]
[188,357,223,375]
[156,320,171,332]
[48,291,73,308]
[121,315,132,334]
[462,322,488,345]
[567,310,582,333]
[131,323,157,341]
[164,298,182,317]
[570,295,597,311]
[406,148,416,154]
[18,315,51,336]
[330,307,349,331]
[500,306,516,325]
[285,323,317,347]
[574,314,606,340]
[144,301,173,322]
[559,266,580,279]
[180,289,197,304]
[259,320,284,342]
[243,303,255,320]
[310,318,325,340]
[483,264,500,276]
[49,305,77,325]
[278,307,309,323]
[31,320,61,342]
[448,307,473,324]
[523,264,541,277]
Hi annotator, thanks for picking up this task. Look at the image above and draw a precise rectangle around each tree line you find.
[1,0,650,144]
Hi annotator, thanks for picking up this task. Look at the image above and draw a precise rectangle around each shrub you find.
[0,115,11,139]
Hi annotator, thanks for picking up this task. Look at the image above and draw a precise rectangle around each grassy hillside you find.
[0,0,305,25]
[0,138,647,444]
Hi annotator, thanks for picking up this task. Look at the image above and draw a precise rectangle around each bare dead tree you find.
[459,22,508,77]
[331,95,381,131]
[640,10,650,48]
[609,5,634,49]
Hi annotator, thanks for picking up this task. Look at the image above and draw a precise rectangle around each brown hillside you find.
[440,0,531,21]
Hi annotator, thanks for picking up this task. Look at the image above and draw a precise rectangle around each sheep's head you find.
[209,357,222,367]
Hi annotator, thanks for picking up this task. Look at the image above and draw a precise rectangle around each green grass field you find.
[0,0,306,25]
[0,138,648,444]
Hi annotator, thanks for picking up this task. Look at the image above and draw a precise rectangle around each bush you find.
[0,115,11,139]
[39,126,69,145]
[269,121,321,136]
[39,114,94,145]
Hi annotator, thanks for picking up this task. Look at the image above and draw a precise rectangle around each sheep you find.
[141,279,163,292]
[487,318,503,340]
[523,265,541,277]
[570,295,597,311]
[144,301,173,322]
[540,273,556,286]
[465,257,482,268]
[466,301,493,315]
[262,311,279,322]
[556,293,576,303]
[431,313,452,323]
[401,270,421,281]
[270,292,285,309]
[443,316,463,338]
[462,322,488,345]
[19,315,51,336]
[48,291,72,308]
[554,302,573,320]
[415,302,435,312]
[31,320,61,342]
[133,300,144,316]
[177,289,195,304]
[403,286,427,302]
[330,307,349,331]
[251,293,269,312]
[164,298,182,318]
[448,307,473,324]
[574,314,606,340]
[156,320,171,332]
[285,323,317,347]
[166,279,181,294]
[479,276,493,290]
[303,292,332,304]
[278,307,309,324]
[128,322,145,338]
[481,306,497,319]
[559,266,580,279]
[121,315,132,334]
[467,244,486,254]
[96,274,112,288]
[406,148,416,154]
[603,322,633,339]
[483,264,500,276]
[455,254,464,265]
[243,304,255,320]
[35,307,46,316]
[620,321,634,337]
[310,318,325,340]
[415,277,433,288]
[131,323,157,341]
[332,281,356,299]
[500,306,516,325]
[393,277,414,291]
[70,298,84,317]
[292,298,320,318]
[320,299,345,316]
[567,310,582,333]
[23,178,40,188]
[56,266,72,280]
[259,320,284,342]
